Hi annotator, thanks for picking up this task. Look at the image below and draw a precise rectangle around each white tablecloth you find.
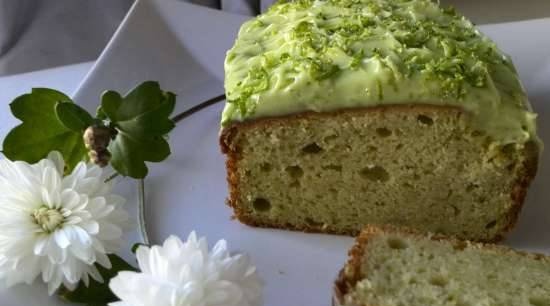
[0,1,132,76]
[0,0,278,76]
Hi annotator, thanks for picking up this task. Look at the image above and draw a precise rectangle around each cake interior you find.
[224,105,537,241]
[342,231,550,306]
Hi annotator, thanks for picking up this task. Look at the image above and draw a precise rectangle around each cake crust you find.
[332,225,550,306]
[220,104,539,241]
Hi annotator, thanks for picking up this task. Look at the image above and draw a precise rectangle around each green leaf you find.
[113,81,171,121]
[99,90,123,121]
[96,106,107,120]
[2,88,88,171]
[55,102,94,132]
[58,254,137,306]
[103,81,176,179]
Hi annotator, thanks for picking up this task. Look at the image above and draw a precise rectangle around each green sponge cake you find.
[220,0,540,241]
[334,226,550,306]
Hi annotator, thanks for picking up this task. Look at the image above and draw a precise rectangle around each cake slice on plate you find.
[334,226,550,306]
[220,0,540,241]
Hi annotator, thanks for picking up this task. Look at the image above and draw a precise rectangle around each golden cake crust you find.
[219,104,539,240]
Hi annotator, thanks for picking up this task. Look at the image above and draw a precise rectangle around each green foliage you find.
[97,90,123,121]
[98,81,176,178]
[58,254,137,306]
[2,88,88,172]
[55,102,95,132]
[3,81,176,179]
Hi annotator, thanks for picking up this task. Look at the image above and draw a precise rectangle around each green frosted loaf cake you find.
[219,0,540,241]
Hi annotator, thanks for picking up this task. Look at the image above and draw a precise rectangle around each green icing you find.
[223,0,538,145]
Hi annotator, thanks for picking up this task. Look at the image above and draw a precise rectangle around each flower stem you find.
[104,172,119,183]
[109,94,226,246]
[171,94,225,123]
[137,179,150,245]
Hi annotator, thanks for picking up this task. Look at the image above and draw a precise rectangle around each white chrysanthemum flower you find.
[0,151,130,294]
[109,232,263,306]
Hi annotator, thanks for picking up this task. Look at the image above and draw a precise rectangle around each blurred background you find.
[0,0,549,76]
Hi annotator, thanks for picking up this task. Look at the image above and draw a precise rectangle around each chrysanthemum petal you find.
[60,189,81,210]
[46,151,65,175]
[135,246,151,275]
[97,223,123,240]
[89,265,104,283]
[34,236,49,256]
[54,228,71,249]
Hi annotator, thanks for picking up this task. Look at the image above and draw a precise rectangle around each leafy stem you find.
[104,172,119,183]
[171,93,226,123]
[100,92,226,184]
[137,179,150,246]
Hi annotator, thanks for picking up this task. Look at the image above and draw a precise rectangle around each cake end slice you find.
[334,226,550,306]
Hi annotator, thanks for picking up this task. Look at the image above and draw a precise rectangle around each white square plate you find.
[2,1,549,305]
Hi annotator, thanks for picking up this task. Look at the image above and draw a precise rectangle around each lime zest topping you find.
[223,0,538,145]
[226,0,507,113]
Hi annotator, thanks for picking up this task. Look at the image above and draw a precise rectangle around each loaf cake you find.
[220,0,540,241]
[334,226,550,306]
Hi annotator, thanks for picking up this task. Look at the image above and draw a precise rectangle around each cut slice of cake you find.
[220,0,540,241]
[334,226,550,306]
